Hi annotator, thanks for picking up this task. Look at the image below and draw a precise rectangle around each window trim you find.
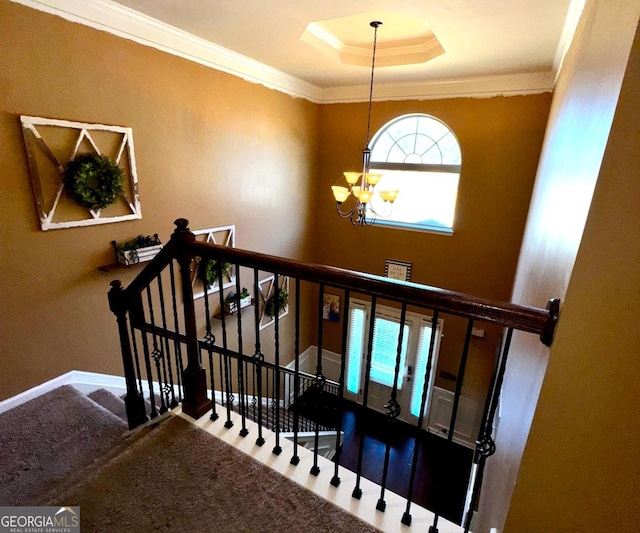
[367,113,462,234]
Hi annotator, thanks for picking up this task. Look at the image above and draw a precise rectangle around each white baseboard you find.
[0,371,142,415]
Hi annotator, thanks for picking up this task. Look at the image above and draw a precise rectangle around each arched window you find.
[369,114,461,233]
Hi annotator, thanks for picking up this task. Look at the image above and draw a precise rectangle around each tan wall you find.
[0,1,318,400]
[478,1,640,531]
[315,95,551,400]
[506,17,640,530]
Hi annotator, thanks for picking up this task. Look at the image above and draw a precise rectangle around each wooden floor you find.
[290,388,474,525]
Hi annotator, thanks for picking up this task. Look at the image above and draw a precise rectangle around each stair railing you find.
[108,218,560,531]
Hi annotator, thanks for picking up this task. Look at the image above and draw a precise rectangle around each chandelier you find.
[331,21,399,226]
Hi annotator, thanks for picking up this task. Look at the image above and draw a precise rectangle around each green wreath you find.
[63,153,125,210]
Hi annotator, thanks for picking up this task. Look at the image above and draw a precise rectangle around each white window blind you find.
[370,315,409,389]
[346,304,366,394]
[410,321,435,417]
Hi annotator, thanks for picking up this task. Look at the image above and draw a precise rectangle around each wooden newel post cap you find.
[174,218,190,233]
[172,218,195,247]
[109,279,123,291]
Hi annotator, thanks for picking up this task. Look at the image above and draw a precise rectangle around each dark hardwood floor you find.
[290,388,473,525]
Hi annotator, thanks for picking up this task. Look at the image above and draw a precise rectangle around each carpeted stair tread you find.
[88,388,127,422]
[52,415,380,533]
[0,385,127,505]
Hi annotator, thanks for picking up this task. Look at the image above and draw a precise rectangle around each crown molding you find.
[552,0,586,81]
[11,0,556,104]
[10,0,324,102]
[321,72,555,103]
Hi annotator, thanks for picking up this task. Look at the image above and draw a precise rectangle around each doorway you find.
[345,299,443,424]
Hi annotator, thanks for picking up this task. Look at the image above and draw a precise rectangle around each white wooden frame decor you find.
[20,115,141,231]
[258,275,289,330]
[191,225,236,300]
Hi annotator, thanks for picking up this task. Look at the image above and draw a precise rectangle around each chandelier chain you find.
[366,21,382,147]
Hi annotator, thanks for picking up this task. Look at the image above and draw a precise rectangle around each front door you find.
[345,300,442,424]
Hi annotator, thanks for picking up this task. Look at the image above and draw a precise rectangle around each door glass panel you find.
[410,322,436,417]
[346,305,365,395]
[370,316,409,389]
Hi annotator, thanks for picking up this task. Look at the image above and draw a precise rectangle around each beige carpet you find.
[0,385,127,505]
[52,415,381,533]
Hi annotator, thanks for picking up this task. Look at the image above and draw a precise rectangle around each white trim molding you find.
[11,0,558,102]
[10,0,322,102]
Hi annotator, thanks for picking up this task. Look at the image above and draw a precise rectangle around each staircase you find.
[0,385,132,505]
[0,384,386,533]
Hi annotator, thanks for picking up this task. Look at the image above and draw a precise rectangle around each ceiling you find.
[17,0,582,102]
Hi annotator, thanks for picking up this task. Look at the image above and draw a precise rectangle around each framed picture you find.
[385,259,412,282]
[322,294,340,322]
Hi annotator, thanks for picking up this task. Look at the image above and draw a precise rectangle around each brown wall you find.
[0,1,318,400]
[315,95,551,400]
[506,15,640,531]
[0,0,553,412]
[478,1,640,530]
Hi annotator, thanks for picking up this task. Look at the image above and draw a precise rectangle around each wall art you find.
[20,115,140,230]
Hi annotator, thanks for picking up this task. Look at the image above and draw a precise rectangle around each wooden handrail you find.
[113,219,560,346]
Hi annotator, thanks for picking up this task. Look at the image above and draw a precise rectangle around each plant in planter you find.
[265,287,288,318]
[198,258,233,290]
[224,287,251,314]
[115,234,162,265]
[63,153,125,210]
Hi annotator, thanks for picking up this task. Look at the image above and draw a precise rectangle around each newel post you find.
[108,280,149,430]
[172,218,212,419]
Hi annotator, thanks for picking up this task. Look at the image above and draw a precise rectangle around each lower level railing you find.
[108,218,560,531]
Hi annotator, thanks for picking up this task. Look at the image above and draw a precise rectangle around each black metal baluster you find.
[377,303,408,512]
[310,283,327,476]
[265,367,271,431]
[252,268,265,446]
[463,328,513,533]
[202,270,218,421]
[167,261,184,402]
[331,290,350,487]
[448,320,474,442]
[402,310,439,526]
[130,327,144,404]
[290,278,301,465]
[235,263,248,437]
[145,285,167,413]
[157,274,178,408]
[272,273,282,455]
[216,264,233,429]
[138,310,158,419]
[352,296,377,500]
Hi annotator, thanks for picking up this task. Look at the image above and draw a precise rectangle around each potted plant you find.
[114,234,162,266]
[265,287,288,318]
[224,287,251,314]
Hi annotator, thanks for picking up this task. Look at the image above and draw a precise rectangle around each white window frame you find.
[368,113,462,234]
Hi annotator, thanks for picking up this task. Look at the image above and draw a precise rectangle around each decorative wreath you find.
[63,153,125,210]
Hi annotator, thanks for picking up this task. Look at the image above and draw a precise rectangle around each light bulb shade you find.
[379,189,399,203]
[343,172,361,185]
[358,190,374,203]
[351,186,361,199]
[331,186,350,203]
[365,173,382,185]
